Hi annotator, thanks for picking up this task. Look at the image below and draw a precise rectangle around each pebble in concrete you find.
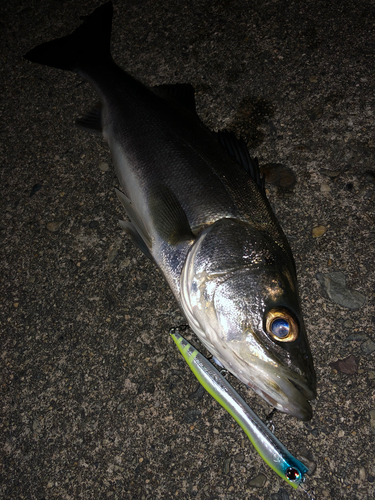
[316,271,366,309]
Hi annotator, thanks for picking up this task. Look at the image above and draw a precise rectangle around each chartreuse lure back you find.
[171,331,309,490]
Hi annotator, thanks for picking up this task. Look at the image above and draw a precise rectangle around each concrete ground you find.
[1,1,374,499]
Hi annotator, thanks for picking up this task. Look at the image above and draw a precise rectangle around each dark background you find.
[1,1,374,499]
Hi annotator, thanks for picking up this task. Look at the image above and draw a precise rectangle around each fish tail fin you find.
[24,2,113,72]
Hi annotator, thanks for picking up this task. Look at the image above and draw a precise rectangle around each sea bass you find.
[25,2,316,420]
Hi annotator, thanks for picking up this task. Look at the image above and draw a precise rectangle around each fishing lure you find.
[171,330,312,492]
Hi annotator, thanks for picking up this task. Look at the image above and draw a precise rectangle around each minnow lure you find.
[171,330,311,491]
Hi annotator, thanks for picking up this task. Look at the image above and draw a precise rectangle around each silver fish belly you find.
[24,1,316,420]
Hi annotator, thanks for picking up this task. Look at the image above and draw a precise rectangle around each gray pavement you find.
[1,1,374,499]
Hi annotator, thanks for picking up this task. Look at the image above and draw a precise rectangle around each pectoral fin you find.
[149,185,194,246]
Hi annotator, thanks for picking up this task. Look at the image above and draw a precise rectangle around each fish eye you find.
[271,318,289,338]
[265,308,298,342]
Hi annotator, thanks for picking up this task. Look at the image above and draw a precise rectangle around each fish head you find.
[181,218,316,420]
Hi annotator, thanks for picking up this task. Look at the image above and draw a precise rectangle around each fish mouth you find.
[245,365,316,421]
[196,337,316,421]
[213,347,316,421]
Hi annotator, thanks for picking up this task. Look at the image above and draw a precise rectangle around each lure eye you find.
[265,308,298,342]
[286,467,301,482]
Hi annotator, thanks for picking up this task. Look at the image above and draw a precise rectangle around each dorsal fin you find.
[152,83,196,114]
[214,130,265,193]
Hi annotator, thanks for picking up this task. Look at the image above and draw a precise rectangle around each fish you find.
[171,331,313,493]
[24,1,316,420]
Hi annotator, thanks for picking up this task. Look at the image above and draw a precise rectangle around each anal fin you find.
[115,188,152,253]
[75,102,102,134]
[119,220,153,261]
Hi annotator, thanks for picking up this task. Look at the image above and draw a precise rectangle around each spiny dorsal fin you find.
[149,185,194,245]
[75,103,102,133]
[153,83,196,115]
[214,130,265,193]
